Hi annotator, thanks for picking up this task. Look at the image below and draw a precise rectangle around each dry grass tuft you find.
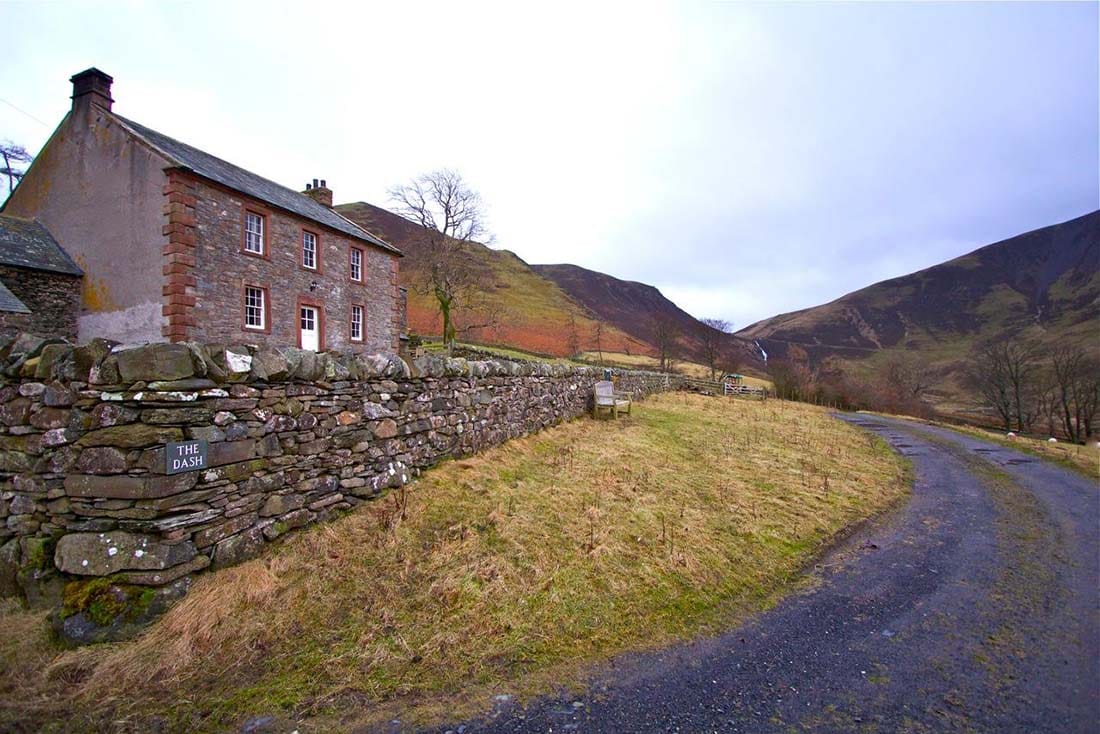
[0,393,908,732]
[77,563,282,699]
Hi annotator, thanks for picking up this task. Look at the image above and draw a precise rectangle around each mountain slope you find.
[738,210,1100,408]
[531,263,760,366]
[335,202,647,356]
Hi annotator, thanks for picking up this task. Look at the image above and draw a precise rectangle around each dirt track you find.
[429,415,1100,733]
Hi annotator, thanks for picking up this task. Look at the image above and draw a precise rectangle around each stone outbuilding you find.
[0,215,83,339]
[1,68,403,351]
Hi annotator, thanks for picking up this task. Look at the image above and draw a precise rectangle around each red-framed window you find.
[242,210,268,257]
[349,246,363,282]
[301,229,320,271]
[350,304,364,341]
[242,284,271,333]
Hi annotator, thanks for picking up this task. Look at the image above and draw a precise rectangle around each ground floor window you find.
[350,304,363,341]
[244,285,267,330]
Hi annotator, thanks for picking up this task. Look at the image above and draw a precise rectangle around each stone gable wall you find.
[0,336,678,614]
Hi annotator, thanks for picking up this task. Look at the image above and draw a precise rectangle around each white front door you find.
[300,306,320,351]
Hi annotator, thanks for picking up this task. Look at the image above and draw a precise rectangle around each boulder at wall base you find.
[115,343,197,383]
[211,527,267,570]
[52,576,191,647]
[54,532,197,576]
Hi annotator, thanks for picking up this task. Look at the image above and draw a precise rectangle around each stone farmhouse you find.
[0,68,403,352]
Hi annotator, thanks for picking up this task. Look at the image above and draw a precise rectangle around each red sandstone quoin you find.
[0,68,404,353]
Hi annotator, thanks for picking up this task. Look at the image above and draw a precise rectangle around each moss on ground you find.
[61,578,158,626]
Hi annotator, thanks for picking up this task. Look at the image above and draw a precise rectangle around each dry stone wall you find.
[0,333,678,628]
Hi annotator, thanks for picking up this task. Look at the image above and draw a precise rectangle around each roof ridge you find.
[115,114,317,208]
[328,207,399,251]
[110,113,400,255]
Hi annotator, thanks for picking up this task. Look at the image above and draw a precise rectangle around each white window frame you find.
[351,305,363,341]
[350,247,363,282]
[302,230,317,270]
[244,286,266,330]
[244,212,265,255]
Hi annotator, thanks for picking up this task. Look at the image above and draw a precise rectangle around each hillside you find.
[738,210,1100,410]
[335,202,647,357]
[532,263,762,367]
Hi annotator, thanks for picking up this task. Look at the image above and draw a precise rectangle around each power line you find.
[0,98,50,127]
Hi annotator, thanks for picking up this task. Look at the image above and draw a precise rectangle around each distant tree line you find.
[968,340,1098,442]
[764,338,1098,443]
[766,346,935,419]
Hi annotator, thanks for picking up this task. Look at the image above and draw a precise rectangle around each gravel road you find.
[428,415,1100,733]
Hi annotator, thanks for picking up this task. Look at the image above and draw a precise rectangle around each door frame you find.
[296,297,325,352]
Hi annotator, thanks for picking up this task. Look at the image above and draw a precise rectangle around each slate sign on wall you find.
[166,440,208,475]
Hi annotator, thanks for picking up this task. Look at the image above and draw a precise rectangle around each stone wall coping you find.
[0,333,674,391]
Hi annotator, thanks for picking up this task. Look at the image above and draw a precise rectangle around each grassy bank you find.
[937,421,1100,480]
[1,394,908,733]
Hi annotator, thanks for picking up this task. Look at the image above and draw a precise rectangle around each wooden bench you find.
[593,380,632,419]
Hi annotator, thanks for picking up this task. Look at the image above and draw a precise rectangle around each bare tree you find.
[453,300,505,343]
[1051,345,1100,442]
[1033,375,1061,439]
[1,141,32,196]
[592,321,604,364]
[969,356,1013,432]
[865,355,934,418]
[566,310,580,358]
[388,169,492,349]
[653,317,680,373]
[969,340,1040,432]
[769,359,817,402]
[699,318,732,381]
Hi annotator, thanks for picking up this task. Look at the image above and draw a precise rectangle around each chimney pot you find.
[302,179,333,208]
[70,67,114,112]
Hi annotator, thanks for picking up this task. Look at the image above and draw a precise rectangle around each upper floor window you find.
[350,247,363,282]
[302,230,318,270]
[244,212,265,255]
[244,285,267,330]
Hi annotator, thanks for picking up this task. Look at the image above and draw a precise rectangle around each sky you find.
[1,1,1096,330]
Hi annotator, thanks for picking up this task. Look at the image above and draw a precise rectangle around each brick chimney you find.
[303,178,333,207]
[70,68,114,112]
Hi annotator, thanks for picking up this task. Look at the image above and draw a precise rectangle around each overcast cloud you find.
[1,1,1096,329]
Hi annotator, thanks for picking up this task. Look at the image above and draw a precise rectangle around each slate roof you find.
[0,215,83,276]
[0,281,30,314]
[113,115,401,256]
